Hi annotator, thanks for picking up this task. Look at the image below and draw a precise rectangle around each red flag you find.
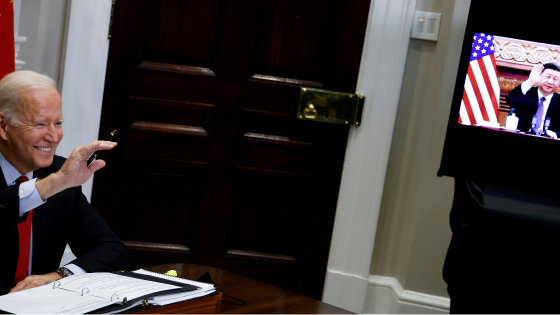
[0,0,15,79]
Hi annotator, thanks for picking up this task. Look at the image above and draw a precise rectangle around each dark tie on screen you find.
[13,176,32,287]
[535,96,546,134]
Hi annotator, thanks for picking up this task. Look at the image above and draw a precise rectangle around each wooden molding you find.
[131,96,215,111]
[225,249,296,263]
[137,61,217,78]
[498,76,525,93]
[365,275,449,313]
[233,165,314,178]
[124,241,191,253]
[250,74,323,88]
[241,133,313,147]
[322,0,418,312]
[495,35,560,71]
[130,121,210,138]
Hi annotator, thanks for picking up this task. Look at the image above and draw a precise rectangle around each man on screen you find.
[0,71,128,295]
[506,62,560,138]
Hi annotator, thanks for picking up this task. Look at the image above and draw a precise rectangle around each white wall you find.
[369,0,471,304]
[18,0,67,86]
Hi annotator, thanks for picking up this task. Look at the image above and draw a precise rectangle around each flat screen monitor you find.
[438,0,560,185]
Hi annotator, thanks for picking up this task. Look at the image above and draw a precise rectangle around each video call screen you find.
[457,32,560,139]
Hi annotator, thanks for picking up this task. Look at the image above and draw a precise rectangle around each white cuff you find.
[18,178,46,217]
[521,81,533,95]
[63,263,87,275]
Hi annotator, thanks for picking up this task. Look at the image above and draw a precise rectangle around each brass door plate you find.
[297,88,364,126]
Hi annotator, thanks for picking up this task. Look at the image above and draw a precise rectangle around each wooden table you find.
[135,263,353,314]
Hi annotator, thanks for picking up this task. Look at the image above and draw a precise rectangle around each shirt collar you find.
[0,151,32,185]
[537,89,554,103]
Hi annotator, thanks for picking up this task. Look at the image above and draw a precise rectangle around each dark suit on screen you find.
[506,85,560,133]
[0,155,129,295]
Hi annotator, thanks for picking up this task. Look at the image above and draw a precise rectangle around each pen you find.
[87,129,117,167]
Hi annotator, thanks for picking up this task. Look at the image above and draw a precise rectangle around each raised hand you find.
[35,141,117,200]
[527,64,544,86]
[57,141,117,188]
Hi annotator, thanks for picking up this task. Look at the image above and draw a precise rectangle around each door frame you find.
[59,0,416,312]
[57,0,113,201]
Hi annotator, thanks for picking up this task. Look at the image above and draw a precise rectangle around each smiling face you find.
[538,68,560,96]
[0,87,63,174]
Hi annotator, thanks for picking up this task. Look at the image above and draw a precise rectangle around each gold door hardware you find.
[297,88,365,126]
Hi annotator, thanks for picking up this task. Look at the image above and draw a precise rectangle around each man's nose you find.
[44,125,60,142]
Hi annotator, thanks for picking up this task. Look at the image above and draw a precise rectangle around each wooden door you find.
[92,0,370,299]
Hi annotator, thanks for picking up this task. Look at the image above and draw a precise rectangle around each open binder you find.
[94,270,205,314]
[0,270,216,314]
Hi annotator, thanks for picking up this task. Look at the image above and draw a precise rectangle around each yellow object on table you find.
[165,270,178,277]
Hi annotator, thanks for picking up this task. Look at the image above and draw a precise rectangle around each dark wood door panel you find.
[251,0,337,86]
[239,109,317,144]
[127,249,193,271]
[94,0,371,300]
[146,0,221,68]
[124,131,212,161]
[117,157,206,247]
[130,96,215,127]
[236,140,315,173]
[133,71,220,103]
[224,166,314,258]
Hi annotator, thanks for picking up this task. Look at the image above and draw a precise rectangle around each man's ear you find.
[0,112,11,141]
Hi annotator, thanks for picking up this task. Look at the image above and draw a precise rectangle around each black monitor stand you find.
[444,178,560,313]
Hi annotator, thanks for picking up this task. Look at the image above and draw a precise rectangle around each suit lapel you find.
[31,167,58,275]
[550,93,560,109]
[0,164,8,188]
[0,164,17,294]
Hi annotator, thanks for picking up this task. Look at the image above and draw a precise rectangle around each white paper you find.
[0,284,113,314]
[0,272,182,314]
[133,269,216,306]
[150,289,216,306]
[56,272,181,301]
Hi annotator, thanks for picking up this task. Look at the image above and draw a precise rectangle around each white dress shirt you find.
[0,151,86,276]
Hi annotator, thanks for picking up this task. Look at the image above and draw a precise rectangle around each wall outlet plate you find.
[410,11,442,41]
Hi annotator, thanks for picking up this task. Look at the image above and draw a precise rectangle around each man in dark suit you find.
[0,70,128,295]
[506,63,560,138]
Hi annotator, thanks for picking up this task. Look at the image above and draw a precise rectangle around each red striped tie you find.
[13,176,32,287]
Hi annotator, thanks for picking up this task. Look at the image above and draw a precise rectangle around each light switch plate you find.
[411,10,442,41]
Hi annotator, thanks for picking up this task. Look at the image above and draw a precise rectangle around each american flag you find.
[458,33,500,126]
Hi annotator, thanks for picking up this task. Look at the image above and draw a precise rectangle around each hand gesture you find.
[58,141,117,188]
[527,64,544,86]
[35,141,117,200]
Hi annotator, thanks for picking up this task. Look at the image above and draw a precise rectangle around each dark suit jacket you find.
[444,179,560,313]
[505,85,560,133]
[0,155,129,295]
